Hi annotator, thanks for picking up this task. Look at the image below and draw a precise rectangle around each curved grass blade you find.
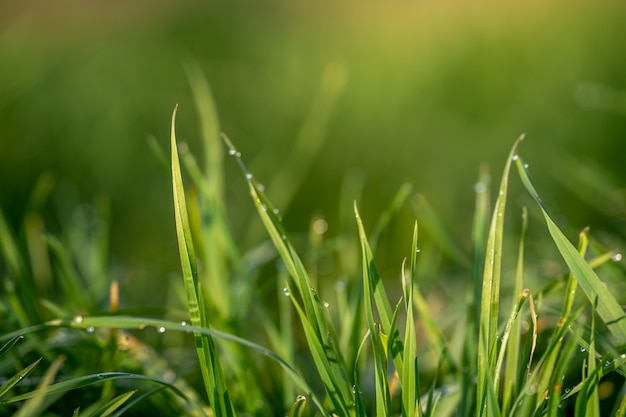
[0,334,24,359]
[171,105,236,417]
[515,157,626,344]
[12,355,64,417]
[287,395,307,417]
[477,134,524,416]
[45,315,327,415]
[0,357,42,400]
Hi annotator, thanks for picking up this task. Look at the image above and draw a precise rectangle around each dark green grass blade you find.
[477,134,524,416]
[0,334,24,359]
[12,355,64,417]
[0,357,42,400]
[515,157,626,344]
[171,105,236,417]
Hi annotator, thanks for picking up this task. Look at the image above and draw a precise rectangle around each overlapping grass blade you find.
[171,105,237,417]
[0,357,42,400]
[401,223,420,417]
[476,134,524,416]
[89,390,136,417]
[501,206,527,416]
[12,355,64,417]
[287,395,307,417]
[514,157,626,344]
[354,202,404,375]
[222,134,350,415]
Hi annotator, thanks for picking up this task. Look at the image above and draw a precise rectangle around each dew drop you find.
[86,326,95,333]
[97,374,104,380]
[524,163,529,169]
[257,183,266,192]
[261,204,268,212]
[612,253,622,262]
[273,208,280,215]
[564,388,570,394]
[246,173,253,180]
[620,353,626,359]
[281,234,287,241]
[228,149,237,156]
[157,326,166,334]
[323,302,330,308]
[512,154,520,161]
[283,288,290,297]
[181,321,187,327]
[74,315,84,324]
[415,247,421,253]
[580,347,586,352]
[490,259,495,265]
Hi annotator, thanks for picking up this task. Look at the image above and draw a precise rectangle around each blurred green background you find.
[1,0,625,308]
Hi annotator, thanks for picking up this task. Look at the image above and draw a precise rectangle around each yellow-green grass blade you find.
[515,157,626,344]
[402,223,421,417]
[171,106,236,417]
[108,387,167,417]
[73,407,80,417]
[501,206,528,416]
[89,390,136,417]
[584,298,600,417]
[12,355,64,417]
[354,202,404,375]
[287,395,307,417]
[0,357,42,400]
[477,134,524,415]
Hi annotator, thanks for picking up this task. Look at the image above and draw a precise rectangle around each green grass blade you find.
[515,157,626,344]
[477,134,524,416]
[0,357,42,400]
[287,395,307,417]
[354,202,404,374]
[46,315,327,415]
[12,356,64,417]
[170,105,236,417]
[90,390,136,417]
[402,223,420,417]
[0,334,24,359]
[501,206,528,416]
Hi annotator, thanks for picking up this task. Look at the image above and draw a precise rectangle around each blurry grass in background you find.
[1,0,625,305]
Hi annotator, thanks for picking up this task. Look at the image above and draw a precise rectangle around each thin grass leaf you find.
[73,407,80,417]
[401,223,420,417]
[90,390,136,417]
[12,355,64,417]
[354,202,404,374]
[477,134,524,416]
[0,357,42,400]
[501,206,528,416]
[45,315,327,415]
[109,387,167,417]
[0,334,24,359]
[584,298,600,417]
[515,157,626,344]
[223,135,350,414]
[170,105,236,417]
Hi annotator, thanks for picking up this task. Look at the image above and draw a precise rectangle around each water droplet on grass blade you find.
[524,163,529,168]
[415,247,421,253]
[74,316,84,324]
[228,149,237,156]
[157,326,166,334]
[283,288,290,296]
[246,173,253,180]
[86,327,95,333]
[612,253,622,262]
[512,154,520,161]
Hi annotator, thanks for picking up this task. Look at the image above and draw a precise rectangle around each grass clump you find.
[1,72,625,416]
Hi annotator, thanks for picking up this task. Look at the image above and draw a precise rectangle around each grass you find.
[1,72,625,416]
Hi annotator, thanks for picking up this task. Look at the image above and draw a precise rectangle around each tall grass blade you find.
[501,206,528,416]
[477,134,524,416]
[401,223,420,417]
[515,157,626,344]
[171,105,237,417]
[89,390,136,417]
